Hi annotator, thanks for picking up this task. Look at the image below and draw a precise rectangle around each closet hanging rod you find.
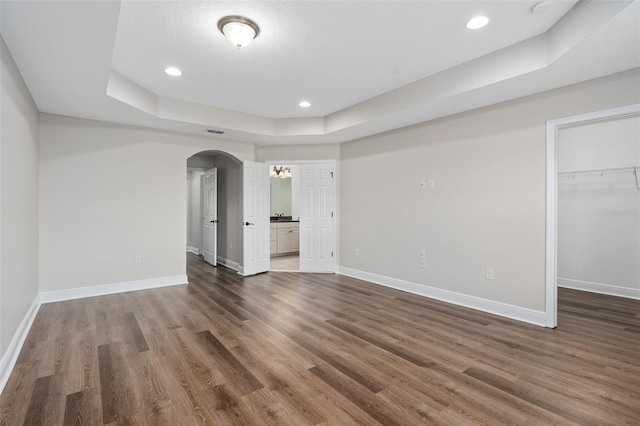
[558,165,639,190]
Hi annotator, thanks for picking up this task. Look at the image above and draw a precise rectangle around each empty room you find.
[1,1,639,424]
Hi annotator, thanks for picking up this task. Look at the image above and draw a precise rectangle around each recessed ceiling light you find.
[299,101,311,108]
[466,16,489,30]
[165,67,182,77]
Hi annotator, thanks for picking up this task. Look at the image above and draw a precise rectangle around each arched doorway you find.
[186,150,243,271]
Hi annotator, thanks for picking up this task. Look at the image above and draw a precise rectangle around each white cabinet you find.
[271,222,299,256]
[270,224,278,255]
[291,227,299,252]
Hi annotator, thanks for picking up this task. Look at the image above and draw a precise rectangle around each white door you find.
[242,161,270,276]
[202,168,218,266]
[300,164,335,272]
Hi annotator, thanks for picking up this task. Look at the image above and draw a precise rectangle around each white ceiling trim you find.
[1,0,638,145]
[104,0,635,141]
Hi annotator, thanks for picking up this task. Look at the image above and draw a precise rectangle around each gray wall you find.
[38,114,254,292]
[257,144,340,162]
[339,69,640,312]
[0,37,39,357]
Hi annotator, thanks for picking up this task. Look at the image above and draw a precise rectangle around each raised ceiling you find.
[1,1,639,145]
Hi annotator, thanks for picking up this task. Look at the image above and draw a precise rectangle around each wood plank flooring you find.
[1,253,639,425]
[270,254,299,271]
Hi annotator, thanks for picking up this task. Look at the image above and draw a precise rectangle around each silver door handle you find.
[244,222,254,226]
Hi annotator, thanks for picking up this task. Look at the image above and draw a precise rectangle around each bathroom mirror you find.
[270,176,292,216]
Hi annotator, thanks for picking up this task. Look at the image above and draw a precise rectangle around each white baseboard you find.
[39,275,189,304]
[337,266,547,327]
[558,278,640,300]
[186,246,200,255]
[0,295,41,395]
[216,256,240,272]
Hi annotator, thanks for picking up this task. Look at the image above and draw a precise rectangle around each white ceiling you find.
[1,1,639,145]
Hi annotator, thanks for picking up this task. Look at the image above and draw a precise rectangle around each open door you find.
[299,164,335,272]
[202,168,218,266]
[242,161,270,276]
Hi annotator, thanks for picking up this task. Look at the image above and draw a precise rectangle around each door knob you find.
[210,220,220,223]
[244,222,254,226]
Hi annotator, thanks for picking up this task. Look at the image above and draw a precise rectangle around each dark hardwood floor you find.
[1,253,639,425]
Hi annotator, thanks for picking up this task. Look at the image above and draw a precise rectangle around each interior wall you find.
[210,154,242,265]
[557,114,640,297]
[186,170,204,252]
[38,114,254,292]
[339,69,640,313]
[256,143,340,162]
[0,36,39,356]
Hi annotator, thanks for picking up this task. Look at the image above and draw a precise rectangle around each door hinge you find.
[331,212,334,218]
[330,171,334,178]
[331,251,334,258]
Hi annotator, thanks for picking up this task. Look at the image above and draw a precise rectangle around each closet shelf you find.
[558,165,639,189]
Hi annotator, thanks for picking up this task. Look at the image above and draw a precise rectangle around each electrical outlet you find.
[486,268,494,280]
[419,259,426,269]
[419,180,426,189]
[354,248,360,256]
[134,255,142,265]
[428,179,435,189]
[419,249,426,259]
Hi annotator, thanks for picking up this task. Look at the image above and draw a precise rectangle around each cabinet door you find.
[277,228,291,253]
[291,228,300,251]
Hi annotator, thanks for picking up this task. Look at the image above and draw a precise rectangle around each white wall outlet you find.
[428,179,435,189]
[419,258,426,269]
[419,249,426,259]
[486,268,494,280]
[354,248,360,256]
[419,179,426,189]
[134,255,142,265]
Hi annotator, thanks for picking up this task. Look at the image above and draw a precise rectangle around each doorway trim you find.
[265,159,338,273]
[545,103,640,328]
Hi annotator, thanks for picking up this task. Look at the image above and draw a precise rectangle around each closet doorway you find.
[546,104,640,328]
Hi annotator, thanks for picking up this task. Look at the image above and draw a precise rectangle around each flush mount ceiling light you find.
[218,16,260,48]
[466,16,489,29]
[164,67,182,76]
[299,101,311,108]
[532,0,555,15]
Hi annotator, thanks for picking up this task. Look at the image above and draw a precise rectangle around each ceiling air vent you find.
[206,129,225,135]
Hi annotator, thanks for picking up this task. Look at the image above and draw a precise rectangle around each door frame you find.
[266,160,338,273]
[545,103,640,328]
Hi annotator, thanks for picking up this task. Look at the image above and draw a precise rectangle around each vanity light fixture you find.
[218,16,260,48]
[270,166,292,179]
[466,16,489,29]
